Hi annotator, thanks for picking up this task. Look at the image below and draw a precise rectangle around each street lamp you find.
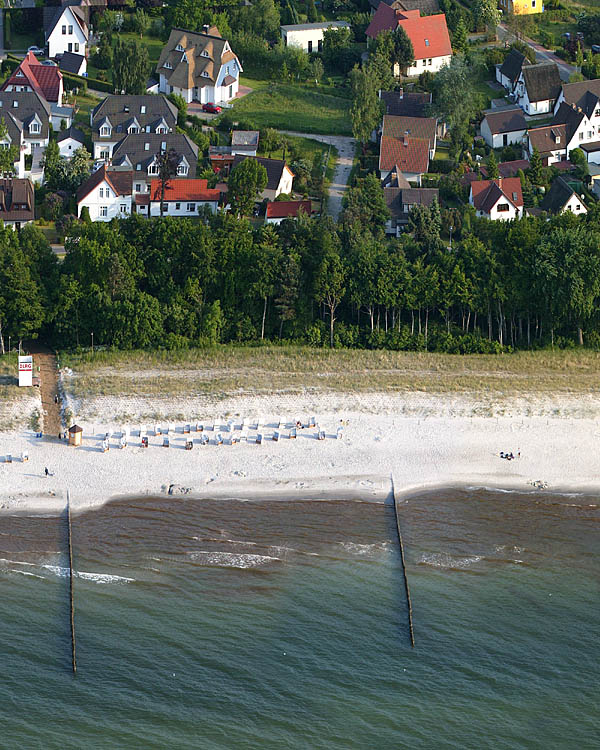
[91,331,94,355]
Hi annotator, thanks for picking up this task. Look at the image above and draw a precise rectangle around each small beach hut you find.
[68,424,83,447]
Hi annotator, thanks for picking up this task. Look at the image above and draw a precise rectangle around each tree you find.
[228,158,268,216]
[393,26,414,73]
[528,146,543,185]
[366,47,395,91]
[306,0,318,22]
[0,117,18,175]
[452,17,468,54]
[576,41,584,71]
[349,65,382,154]
[167,92,188,126]
[309,57,324,84]
[156,148,179,217]
[487,150,499,179]
[432,57,482,136]
[113,37,150,95]
[314,243,346,347]
[473,0,500,35]
[260,127,282,157]
[132,8,150,38]
[342,172,389,232]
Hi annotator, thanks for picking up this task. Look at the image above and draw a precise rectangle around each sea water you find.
[0,489,597,749]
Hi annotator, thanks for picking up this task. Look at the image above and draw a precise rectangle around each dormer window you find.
[202,71,209,77]
[100,126,111,136]
[156,126,166,133]
[177,164,188,176]
[16,70,24,77]
[148,164,158,175]
[128,126,138,133]
[30,122,40,133]
[555,136,560,143]
[202,50,209,57]
[164,62,172,69]
[176,44,184,51]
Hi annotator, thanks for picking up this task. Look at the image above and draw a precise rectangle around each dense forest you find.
[3,177,600,354]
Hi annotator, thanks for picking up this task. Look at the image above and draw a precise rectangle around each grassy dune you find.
[59,346,600,401]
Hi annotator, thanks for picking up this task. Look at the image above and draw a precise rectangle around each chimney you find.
[498,177,503,189]
[202,24,210,34]
[403,130,409,146]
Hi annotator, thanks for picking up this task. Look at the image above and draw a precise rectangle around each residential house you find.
[539,175,587,215]
[2,52,65,107]
[90,94,178,160]
[157,26,242,105]
[0,91,50,155]
[142,179,220,217]
[76,165,133,221]
[45,3,88,59]
[498,0,543,14]
[384,186,439,236]
[379,114,435,184]
[58,51,87,77]
[496,48,529,91]
[381,164,412,188]
[368,0,440,15]
[469,177,524,220]
[514,63,561,115]
[111,133,199,194]
[480,108,527,148]
[265,200,313,224]
[589,163,600,198]
[231,130,259,157]
[231,155,294,200]
[280,21,351,54]
[0,111,25,177]
[0,178,34,229]
[366,9,452,76]
[56,125,86,159]
[481,158,531,179]
[379,89,432,118]
[526,123,567,165]
[553,79,600,163]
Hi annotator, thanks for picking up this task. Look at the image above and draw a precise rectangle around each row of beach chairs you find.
[2,452,28,463]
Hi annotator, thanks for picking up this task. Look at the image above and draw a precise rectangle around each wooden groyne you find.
[67,491,77,674]
[390,475,415,648]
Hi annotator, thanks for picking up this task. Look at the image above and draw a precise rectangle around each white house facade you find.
[46,6,88,59]
[480,109,527,149]
[470,178,524,221]
[280,21,350,54]
[76,166,132,222]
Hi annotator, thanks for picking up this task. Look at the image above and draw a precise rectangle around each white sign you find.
[18,355,33,387]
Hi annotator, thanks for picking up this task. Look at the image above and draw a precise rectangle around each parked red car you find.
[202,103,222,114]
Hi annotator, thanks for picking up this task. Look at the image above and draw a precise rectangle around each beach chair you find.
[21,452,28,462]
[273,430,280,442]
[318,428,326,441]
[309,416,316,428]
[120,436,127,449]
[242,417,249,430]
[141,436,149,448]
[155,425,161,436]
[231,433,239,445]
[101,439,109,453]
[184,423,190,434]
[290,427,297,440]
[277,417,284,429]
[163,437,170,448]
[227,420,235,433]
[256,433,263,445]
[216,433,223,446]
[241,427,248,442]
[337,426,343,440]
[257,416,264,430]
[185,440,193,451]
[6,454,12,463]
[213,420,220,432]
[201,434,209,446]
[36,431,43,438]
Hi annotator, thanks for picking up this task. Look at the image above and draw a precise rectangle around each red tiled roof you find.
[383,114,437,148]
[471,177,523,212]
[135,194,150,205]
[367,9,452,60]
[379,135,430,174]
[149,178,220,202]
[266,200,312,219]
[1,51,62,103]
[76,166,133,203]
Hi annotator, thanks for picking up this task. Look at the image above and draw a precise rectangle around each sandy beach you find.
[2,382,600,514]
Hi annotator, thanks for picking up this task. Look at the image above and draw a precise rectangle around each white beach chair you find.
[241,427,248,443]
[289,427,297,440]
[169,423,175,434]
[277,417,284,429]
[184,423,190,434]
[21,451,28,463]
[273,430,280,442]
[318,428,326,441]
[201,434,209,446]
[231,433,239,445]
[256,433,263,445]
[213,420,220,432]
[242,417,249,430]
[227,420,235,433]
[309,416,316,428]
[257,416,264,430]
[216,433,223,445]
[101,439,109,453]
[120,436,127,449]
[163,436,170,448]
[155,425,161,436]
[196,422,203,432]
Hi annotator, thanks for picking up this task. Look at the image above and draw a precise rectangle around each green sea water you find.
[0,489,598,749]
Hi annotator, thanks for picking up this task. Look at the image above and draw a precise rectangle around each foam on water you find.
[186,551,281,568]
[42,565,135,584]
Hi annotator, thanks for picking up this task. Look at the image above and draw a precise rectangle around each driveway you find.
[281,131,356,222]
[498,25,576,82]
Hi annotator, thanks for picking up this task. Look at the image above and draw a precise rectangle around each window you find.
[428,58,432,65]
[100,206,108,217]
[16,70,24,77]
[144,143,150,151]
[186,203,196,212]
[128,126,138,133]
[106,188,111,198]
[177,164,187,175]
[588,131,593,139]
[68,25,73,34]
[575,204,581,211]
[229,85,233,98]
[308,40,313,53]
[579,132,584,140]
[135,183,141,192]
[62,25,66,34]
[30,123,40,133]
[176,44,184,51]
[496,203,509,212]
[136,164,141,170]
[120,204,127,214]
[318,39,323,52]
[175,202,181,210]
[99,187,104,198]
[532,0,536,6]
[202,71,209,77]
[75,43,79,53]
[68,43,73,53]
[425,39,430,46]
[162,203,168,213]
[100,126,110,136]
[164,62,172,69]
[141,105,146,114]
[100,150,109,159]
[148,164,158,175]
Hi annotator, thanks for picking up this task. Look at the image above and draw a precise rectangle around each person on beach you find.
[44,467,49,476]
[54,394,58,404]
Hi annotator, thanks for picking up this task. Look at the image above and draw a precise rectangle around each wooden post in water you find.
[67,490,77,674]
[391,475,415,648]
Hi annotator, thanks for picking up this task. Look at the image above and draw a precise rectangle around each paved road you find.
[498,24,576,82]
[281,131,356,222]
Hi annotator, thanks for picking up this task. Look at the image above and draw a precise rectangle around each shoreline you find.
[2,390,600,515]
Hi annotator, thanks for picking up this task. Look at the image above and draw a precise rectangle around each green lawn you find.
[224,79,352,136]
